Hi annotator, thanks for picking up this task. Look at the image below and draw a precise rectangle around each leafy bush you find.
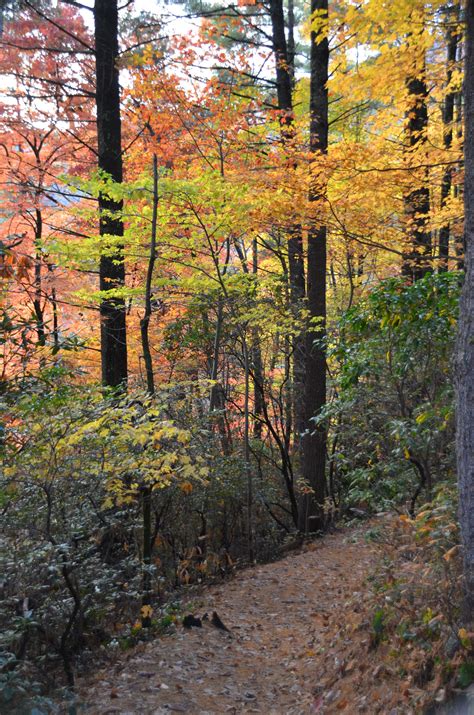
[0,373,286,697]
[325,272,460,512]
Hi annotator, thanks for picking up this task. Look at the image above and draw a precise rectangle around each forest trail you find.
[77,522,418,715]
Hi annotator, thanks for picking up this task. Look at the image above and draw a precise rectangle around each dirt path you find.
[78,526,393,715]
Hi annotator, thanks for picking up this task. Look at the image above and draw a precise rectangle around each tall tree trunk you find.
[94,0,127,387]
[456,0,474,619]
[440,2,460,270]
[402,17,432,281]
[209,242,232,455]
[455,37,465,266]
[243,336,254,561]
[140,154,158,397]
[33,207,45,347]
[269,0,293,126]
[287,0,296,88]
[252,238,264,439]
[139,155,158,625]
[299,0,328,533]
[269,0,306,455]
[288,225,306,448]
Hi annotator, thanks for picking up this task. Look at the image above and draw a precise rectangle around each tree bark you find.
[287,0,296,88]
[243,336,254,562]
[456,0,474,619]
[299,0,328,533]
[140,154,158,396]
[269,0,293,124]
[252,237,264,439]
[269,0,306,453]
[439,2,460,270]
[33,207,46,347]
[141,484,152,627]
[94,0,127,387]
[402,17,432,281]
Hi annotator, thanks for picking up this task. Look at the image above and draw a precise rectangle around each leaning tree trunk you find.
[456,0,474,619]
[299,0,328,534]
[94,0,127,387]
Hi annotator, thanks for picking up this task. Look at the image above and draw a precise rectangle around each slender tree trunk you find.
[243,337,254,562]
[456,0,474,619]
[209,299,223,409]
[140,154,158,397]
[209,245,232,455]
[299,0,328,534]
[455,39,465,266]
[141,484,152,627]
[440,2,460,270]
[139,156,159,625]
[94,0,127,387]
[402,18,432,281]
[33,207,45,346]
[50,284,59,351]
[252,238,264,439]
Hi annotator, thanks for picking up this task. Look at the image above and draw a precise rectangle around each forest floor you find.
[76,518,446,714]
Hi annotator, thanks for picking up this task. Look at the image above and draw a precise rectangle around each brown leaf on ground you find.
[75,519,450,714]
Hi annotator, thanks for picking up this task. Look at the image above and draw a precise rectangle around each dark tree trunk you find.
[209,243,232,455]
[140,154,158,396]
[455,37,466,266]
[94,0,127,387]
[287,0,296,88]
[141,485,152,627]
[402,23,432,281]
[243,337,254,562]
[252,238,264,439]
[299,0,328,533]
[269,0,306,454]
[33,207,45,347]
[456,0,474,620]
[288,225,306,446]
[269,0,293,124]
[440,2,460,270]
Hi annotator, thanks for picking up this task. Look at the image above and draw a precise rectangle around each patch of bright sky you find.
[56,0,374,78]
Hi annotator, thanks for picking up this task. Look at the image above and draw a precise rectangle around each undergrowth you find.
[366,488,472,710]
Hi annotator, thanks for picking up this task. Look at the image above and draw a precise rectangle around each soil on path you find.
[78,524,407,714]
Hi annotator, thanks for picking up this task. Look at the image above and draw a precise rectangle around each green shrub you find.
[325,272,460,512]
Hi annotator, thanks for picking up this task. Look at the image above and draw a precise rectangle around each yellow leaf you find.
[459,628,471,647]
